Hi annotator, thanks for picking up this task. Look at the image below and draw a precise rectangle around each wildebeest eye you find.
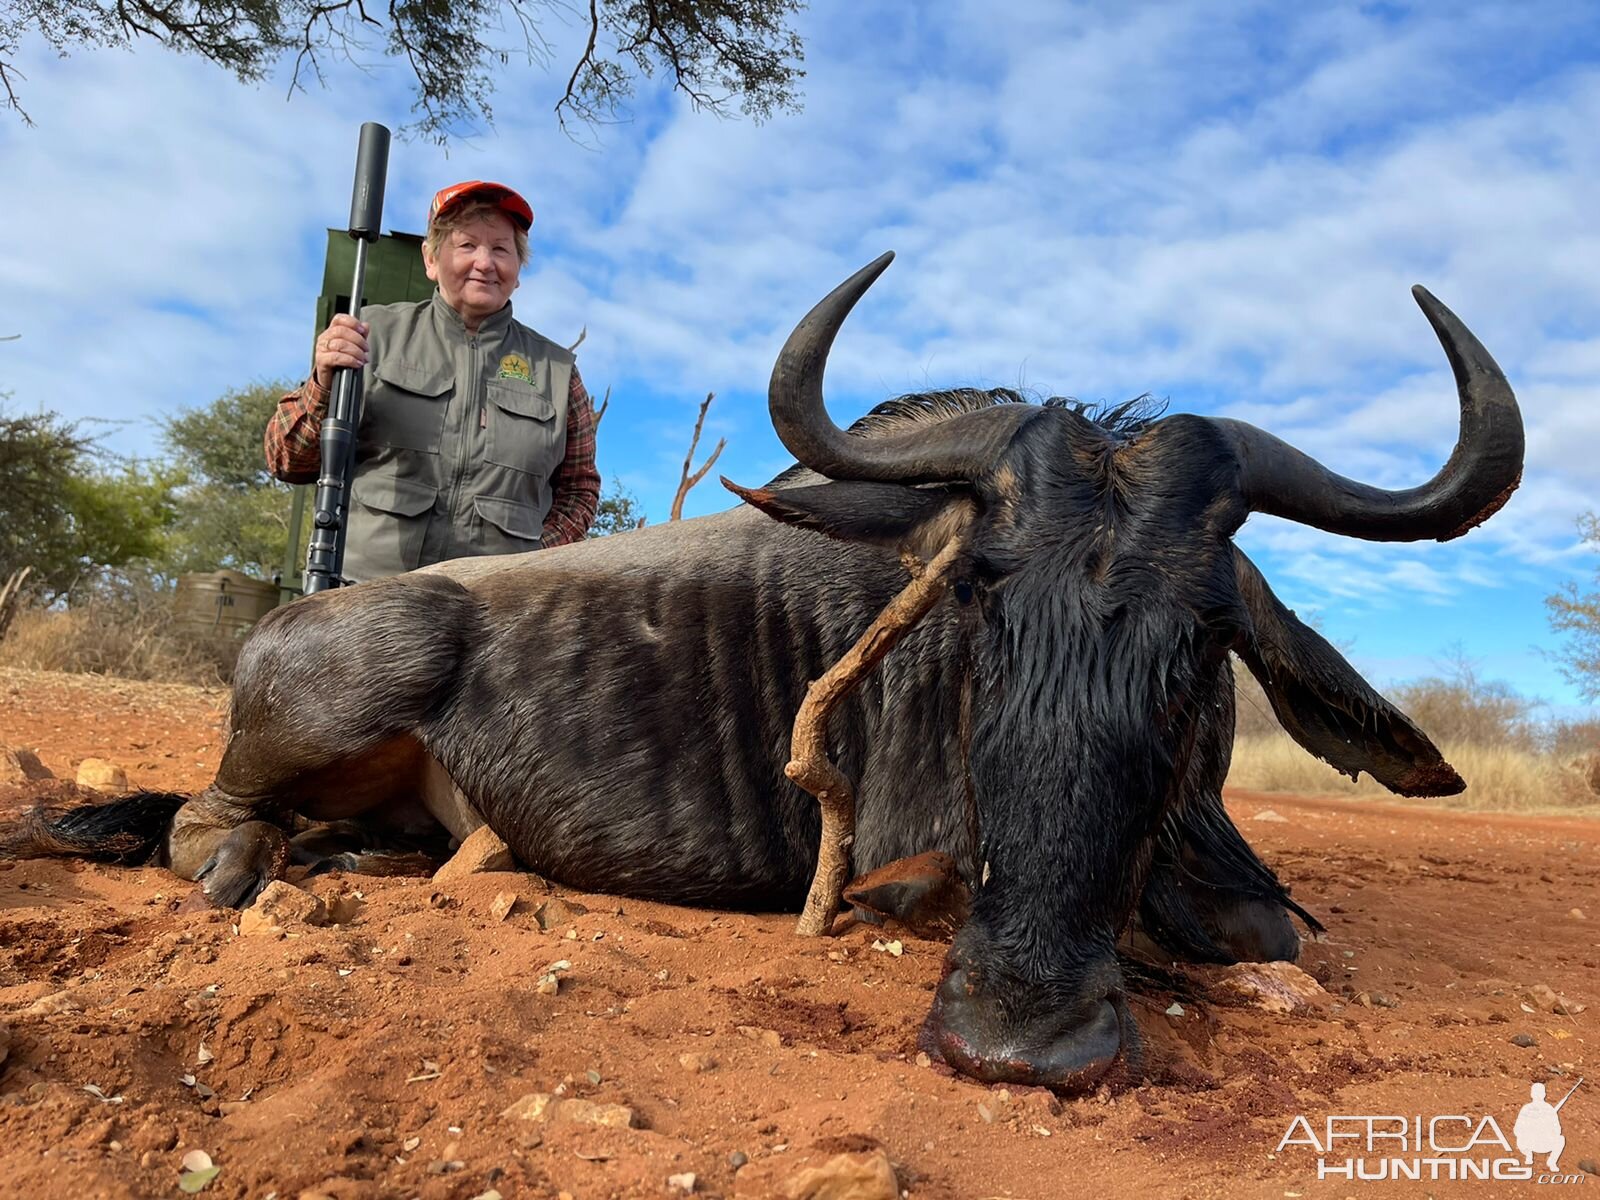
[953,580,976,606]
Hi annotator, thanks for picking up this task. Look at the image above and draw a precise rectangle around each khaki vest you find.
[342,291,575,583]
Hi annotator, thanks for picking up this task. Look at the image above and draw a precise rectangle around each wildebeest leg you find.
[167,573,484,907]
[1136,797,1315,964]
[168,789,291,908]
[291,814,452,878]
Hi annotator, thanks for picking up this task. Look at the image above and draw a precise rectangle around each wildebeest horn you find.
[770,252,1037,482]
[1213,287,1523,541]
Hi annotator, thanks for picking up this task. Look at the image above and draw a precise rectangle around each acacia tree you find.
[0,401,177,607]
[1548,512,1600,702]
[3,0,805,140]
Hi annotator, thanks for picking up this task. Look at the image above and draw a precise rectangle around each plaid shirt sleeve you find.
[263,377,329,485]
[542,366,601,546]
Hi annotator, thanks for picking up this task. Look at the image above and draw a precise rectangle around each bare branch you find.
[567,325,587,353]
[669,392,725,521]
[592,384,611,432]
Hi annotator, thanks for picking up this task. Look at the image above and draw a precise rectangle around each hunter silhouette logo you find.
[497,353,532,383]
[1516,1079,1581,1172]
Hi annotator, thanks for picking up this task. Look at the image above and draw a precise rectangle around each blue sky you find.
[2,1,1598,711]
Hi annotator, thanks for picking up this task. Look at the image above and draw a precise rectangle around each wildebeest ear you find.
[722,477,975,554]
[1233,549,1465,798]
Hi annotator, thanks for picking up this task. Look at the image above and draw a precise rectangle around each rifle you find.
[303,121,391,595]
[1555,1077,1583,1112]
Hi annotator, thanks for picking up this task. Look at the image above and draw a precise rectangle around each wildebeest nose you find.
[923,964,1126,1092]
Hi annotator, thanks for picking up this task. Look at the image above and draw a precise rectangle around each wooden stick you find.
[789,537,966,935]
[0,566,32,641]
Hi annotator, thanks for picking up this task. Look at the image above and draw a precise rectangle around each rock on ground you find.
[501,1093,636,1129]
[0,746,53,784]
[75,758,128,791]
[782,1150,899,1200]
[1208,961,1327,1015]
[238,881,329,934]
[433,826,516,881]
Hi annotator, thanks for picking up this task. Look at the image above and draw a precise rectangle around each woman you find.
[265,180,600,583]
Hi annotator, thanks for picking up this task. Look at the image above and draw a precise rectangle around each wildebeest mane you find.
[766,388,1166,488]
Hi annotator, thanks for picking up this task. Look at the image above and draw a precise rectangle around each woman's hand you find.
[313,314,370,392]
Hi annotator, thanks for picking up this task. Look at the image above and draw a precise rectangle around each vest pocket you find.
[366,358,453,453]
[484,379,558,471]
[349,469,438,573]
[473,494,543,554]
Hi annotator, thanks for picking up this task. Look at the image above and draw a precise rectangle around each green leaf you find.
[178,1166,221,1193]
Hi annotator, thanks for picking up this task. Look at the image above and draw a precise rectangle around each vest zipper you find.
[446,334,479,552]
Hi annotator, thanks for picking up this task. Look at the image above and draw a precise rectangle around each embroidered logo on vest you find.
[497,353,532,383]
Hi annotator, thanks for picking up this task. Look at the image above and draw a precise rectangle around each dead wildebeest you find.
[4,254,1522,1092]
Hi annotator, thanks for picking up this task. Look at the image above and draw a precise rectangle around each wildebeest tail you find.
[0,791,187,865]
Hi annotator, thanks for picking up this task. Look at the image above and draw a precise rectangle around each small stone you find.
[470,1191,503,1200]
[427,1160,465,1174]
[1528,983,1563,1011]
[678,1052,716,1073]
[729,1151,749,1170]
[1251,808,1289,823]
[534,897,587,930]
[1578,1158,1598,1176]
[25,990,79,1016]
[239,881,328,934]
[1511,1033,1538,1048]
[500,1092,634,1129]
[914,1052,931,1068]
[0,746,52,783]
[1370,992,1398,1009]
[782,1150,899,1200]
[536,974,560,996]
[1209,961,1327,1015]
[1572,908,1588,920]
[490,891,518,922]
[432,827,515,881]
[1165,1002,1184,1017]
[736,1025,782,1048]
[667,1173,697,1193]
[402,1137,421,1152]
[75,758,128,791]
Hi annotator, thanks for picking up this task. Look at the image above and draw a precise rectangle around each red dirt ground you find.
[1,666,1596,1199]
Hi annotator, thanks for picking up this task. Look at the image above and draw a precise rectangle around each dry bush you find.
[1226,734,1599,813]
[0,572,239,684]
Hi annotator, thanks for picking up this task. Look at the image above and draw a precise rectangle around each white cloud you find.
[2,0,1596,700]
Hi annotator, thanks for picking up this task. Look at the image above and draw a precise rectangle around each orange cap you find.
[428,180,534,232]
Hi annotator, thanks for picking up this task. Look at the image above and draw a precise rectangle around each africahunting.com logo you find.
[1276,1079,1585,1184]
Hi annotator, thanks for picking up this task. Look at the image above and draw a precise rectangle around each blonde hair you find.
[424,199,530,266]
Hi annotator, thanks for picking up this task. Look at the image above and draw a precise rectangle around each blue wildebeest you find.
[5,254,1522,1091]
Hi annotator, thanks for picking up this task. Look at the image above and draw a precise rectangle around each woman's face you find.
[423,210,522,329]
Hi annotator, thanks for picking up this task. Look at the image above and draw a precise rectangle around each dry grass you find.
[1227,733,1600,814]
[0,584,239,685]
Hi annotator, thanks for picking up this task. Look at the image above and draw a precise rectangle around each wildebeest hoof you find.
[843,851,970,939]
[193,821,289,908]
[1204,896,1302,964]
[923,966,1128,1093]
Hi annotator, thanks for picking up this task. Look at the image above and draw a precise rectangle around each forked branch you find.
[788,538,966,935]
[670,392,726,520]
